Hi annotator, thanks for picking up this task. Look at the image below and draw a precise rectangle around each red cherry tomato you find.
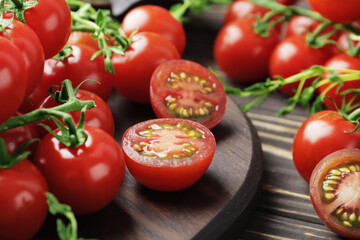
[0,159,48,240]
[0,38,27,124]
[269,35,330,96]
[37,90,115,138]
[285,15,318,38]
[0,19,44,97]
[307,0,360,24]
[292,110,360,182]
[310,148,360,239]
[150,59,227,129]
[122,5,186,55]
[67,31,99,50]
[21,0,72,58]
[34,126,125,215]
[224,0,269,25]
[112,32,180,104]
[318,54,360,110]
[214,18,280,83]
[122,118,216,192]
[20,44,113,113]
[277,0,298,5]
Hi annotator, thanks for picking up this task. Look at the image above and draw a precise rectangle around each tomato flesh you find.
[122,118,216,192]
[310,148,360,239]
[150,59,226,129]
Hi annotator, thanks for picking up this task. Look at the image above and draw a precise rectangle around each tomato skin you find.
[310,148,360,239]
[318,54,360,110]
[122,118,216,192]
[292,110,360,182]
[34,126,125,215]
[214,18,280,83]
[23,0,72,59]
[308,0,360,24]
[37,90,115,138]
[0,38,27,124]
[150,59,227,129]
[122,5,186,55]
[269,35,330,96]
[0,19,44,97]
[112,32,180,104]
[67,31,99,50]
[20,44,113,113]
[224,0,269,25]
[285,16,318,38]
[0,159,48,240]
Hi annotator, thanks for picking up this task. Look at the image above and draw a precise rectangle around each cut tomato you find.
[122,118,216,192]
[150,59,226,129]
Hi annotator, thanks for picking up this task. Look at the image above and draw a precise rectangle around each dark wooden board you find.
[33,94,263,240]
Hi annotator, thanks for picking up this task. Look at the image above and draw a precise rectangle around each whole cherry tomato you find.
[150,59,227,129]
[37,90,115,138]
[0,19,44,97]
[310,148,360,239]
[20,44,113,113]
[112,32,180,104]
[224,0,269,25]
[122,5,186,55]
[0,38,27,124]
[269,35,331,96]
[67,31,99,50]
[34,126,125,215]
[292,110,360,182]
[307,0,360,24]
[214,18,280,83]
[284,15,318,38]
[122,118,216,192]
[0,159,48,240]
[318,54,360,111]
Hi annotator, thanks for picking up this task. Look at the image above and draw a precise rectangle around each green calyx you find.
[0,138,38,168]
[1,0,39,24]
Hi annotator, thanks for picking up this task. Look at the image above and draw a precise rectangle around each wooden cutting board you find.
[34,93,263,240]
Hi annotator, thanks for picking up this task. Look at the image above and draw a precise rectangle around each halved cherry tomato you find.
[122,5,186,55]
[0,159,48,240]
[122,118,216,192]
[292,110,360,182]
[310,148,360,239]
[34,126,125,215]
[150,59,226,129]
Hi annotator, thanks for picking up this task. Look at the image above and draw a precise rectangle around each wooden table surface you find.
[178,2,348,239]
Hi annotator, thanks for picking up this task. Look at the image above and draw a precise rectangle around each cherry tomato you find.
[122,118,216,192]
[112,32,180,104]
[214,18,280,83]
[34,126,125,215]
[20,44,113,113]
[0,38,27,124]
[269,35,331,96]
[37,90,115,138]
[277,0,298,5]
[292,110,360,182]
[318,54,360,111]
[310,148,360,239]
[0,159,48,240]
[0,19,44,97]
[224,0,282,31]
[285,15,318,38]
[67,31,99,50]
[122,5,186,55]
[18,0,71,58]
[307,0,360,24]
[150,59,227,129]
[337,31,359,53]
[0,112,39,159]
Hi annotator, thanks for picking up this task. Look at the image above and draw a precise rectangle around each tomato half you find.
[122,5,186,55]
[112,32,180,104]
[307,0,360,24]
[292,110,360,182]
[318,54,360,111]
[214,18,280,83]
[0,159,48,240]
[34,126,125,215]
[310,148,360,239]
[269,35,331,96]
[0,38,27,124]
[150,59,226,129]
[122,118,216,192]
[37,90,115,138]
